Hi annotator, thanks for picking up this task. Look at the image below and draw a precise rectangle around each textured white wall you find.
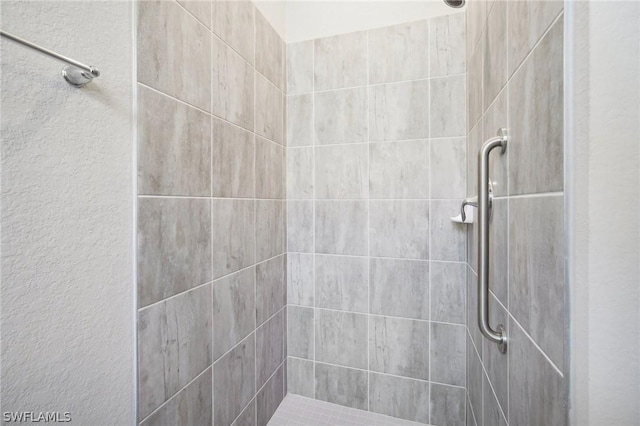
[0,1,135,424]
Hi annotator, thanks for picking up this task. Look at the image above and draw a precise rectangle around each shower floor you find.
[268,394,427,426]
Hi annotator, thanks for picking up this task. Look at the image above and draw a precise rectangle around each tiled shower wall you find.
[285,13,469,425]
[136,1,286,425]
[465,1,566,425]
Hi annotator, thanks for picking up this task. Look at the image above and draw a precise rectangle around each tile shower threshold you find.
[268,394,429,426]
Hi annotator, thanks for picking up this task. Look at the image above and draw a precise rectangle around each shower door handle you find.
[477,128,508,354]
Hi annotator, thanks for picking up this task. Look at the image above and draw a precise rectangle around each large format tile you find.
[212,36,254,130]
[509,195,564,367]
[138,285,212,419]
[314,31,367,91]
[430,200,466,261]
[508,0,563,75]
[255,137,284,199]
[256,310,285,389]
[430,322,465,387]
[212,199,255,279]
[232,399,256,426]
[256,255,286,326]
[256,200,285,261]
[315,201,368,256]
[483,0,507,110]
[369,373,429,423]
[315,144,368,199]
[509,320,566,426]
[369,80,429,141]
[369,316,429,380]
[287,253,314,306]
[488,198,508,306]
[138,197,211,307]
[430,12,466,77]
[369,140,430,199]
[466,334,483,426]
[430,75,466,138]
[286,94,313,147]
[509,19,563,195]
[430,383,466,426]
[212,117,255,198]
[483,375,507,426]
[213,268,256,360]
[287,201,313,253]
[287,147,313,199]
[430,261,466,324]
[370,258,429,320]
[287,41,313,95]
[212,0,254,65]
[368,20,429,84]
[287,306,314,359]
[286,357,314,398]
[315,309,368,369]
[467,38,483,131]
[138,85,211,196]
[138,0,211,111]
[481,89,508,197]
[177,0,211,28]
[255,10,284,90]
[482,295,509,418]
[315,255,368,313]
[257,365,284,426]
[255,74,284,144]
[369,200,430,260]
[430,138,466,200]
[214,334,256,426]
[140,367,212,426]
[466,267,481,351]
[315,363,368,410]
[314,88,368,145]
[465,0,486,65]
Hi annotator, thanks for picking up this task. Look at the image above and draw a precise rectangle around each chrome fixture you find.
[478,128,508,354]
[443,0,465,8]
[0,30,100,87]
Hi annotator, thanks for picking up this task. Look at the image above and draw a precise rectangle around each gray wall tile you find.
[256,137,284,199]
[214,334,256,426]
[430,138,466,199]
[256,200,285,261]
[431,261,466,324]
[231,399,256,426]
[212,199,255,279]
[488,198,508,305]
[213,268,256,361]
[287,253,314,306]
[212,36,254,130]
[430,383,466,426]
[286,357,314,397]
[370,258,429,320]
[212,117,255,198]
[286,95,313,147]
[315,201,368,256]
[466,267,481,351]
[430,200,466,261]
[257,365,284,426]
[483,0,507,109]
[369,316,429,380]
[483,376,507,426]
[138,0,211,111]
[315,309,368,369]
[140,367,212,426]
[314,88,368,145]
[482,295,508,418]
[256,310,285,389]
[467,39,483,131]
[368,20,429,84]
[314,31,367,91]
[509,195,564,367]
[287,41,313,95]
[315,363,368,410]
[315,255,368,313]
[287,147,313,199]
[138,198,212,307]
[431,322,466,387]
[369,373,429,423]
[212,0,254,65]
[431,13,466,77]
[177,0,211,29]
[369,140,430,199]
[369,200,430,260]
[370,80,429,141]
[430,75,466,138]
[287,306,314,359]
[138,285,212,419]
[509,19,563,195]
[256,255,286,326]
[255,10,284,90]
[138,85,211,197]
[465,0,486,64]
[255,74,284,144]
[481,90,508,197]
[467,335,483,426]
[315,144,368,199]
[287,200,313,253]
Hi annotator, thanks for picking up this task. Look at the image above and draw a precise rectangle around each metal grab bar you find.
[478,128,508,354]
[1,30,100,87]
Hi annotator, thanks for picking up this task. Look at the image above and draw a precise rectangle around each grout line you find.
[365,28,371,414]
[311,34,317,401]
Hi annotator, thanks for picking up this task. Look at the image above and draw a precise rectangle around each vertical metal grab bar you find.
[478,128,508,354]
